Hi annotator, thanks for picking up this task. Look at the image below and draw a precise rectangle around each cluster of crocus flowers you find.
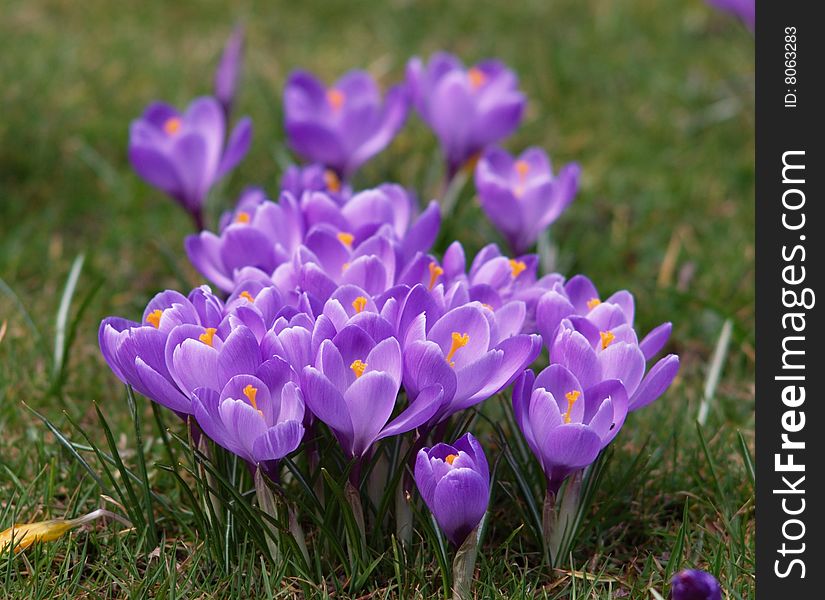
[105,41,682,591]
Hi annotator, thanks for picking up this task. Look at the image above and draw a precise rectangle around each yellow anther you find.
[468,67,487,90]
[587,298,601,311]
[324,169,342,193]
[337,232,355,248]
[146,309,163,328]
[515,160,530,180]
[445,454,458,465]
[163,117,182,135]
[600,330,615,350]
[509,259,527,278]
[243,383,264,417]
[350,359,367,378]
[352,296,368,313]
[199,327,217,347]
[481,303,494,311]
[342,262,351,272]
[240,291,255,303]
[428,261,444,290]
[327,88,345,111]
[235,211,251,224]
[562,390,581,424]
[445,332,470,367]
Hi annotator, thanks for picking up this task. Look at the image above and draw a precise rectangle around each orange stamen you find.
[586,298,601,311]
[562,390,581,424]
[327,88,345,111]
[146,309,163,328]
[324,169,342,193]
[428,262,444,290]
[163,117,182,135]
[468,67,487,90]
[337,232,354,248]
[600,331,615,350]
[352,296,368,314]
[199,327,217,347]
[240,291,255,303]
[243,384,264,417]
[509,259,527,278]
[235,211,251,224]
[445,454,458,465]
[445,332,470,367]
[350,359,367,378]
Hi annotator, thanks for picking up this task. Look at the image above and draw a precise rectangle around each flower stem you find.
[452,524,481,600]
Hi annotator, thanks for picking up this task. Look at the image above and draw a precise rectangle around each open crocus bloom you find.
[98,289,225,415]
[402,301,541,423]
[128,97,252,227]
[475,147,580,255]
[414,432,490,546]
[284,69,410,177]
[302,329,443,458]
[406,52,526,177]
[513,364,628,493]
[280,163,352,204]
[550,318,679,412]
[193,366,305,469]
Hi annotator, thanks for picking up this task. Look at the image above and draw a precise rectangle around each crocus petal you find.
[252,420,305,462]
[639,322,672,361]
[629,354,680,411]
[431,469,489,546]
[344,371,399,456]
[377,383,444,440]
[216,116,252,179]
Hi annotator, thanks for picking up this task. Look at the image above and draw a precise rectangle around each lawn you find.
[0,0,754,597]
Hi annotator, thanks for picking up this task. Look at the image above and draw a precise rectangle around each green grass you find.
[1,0,754,597]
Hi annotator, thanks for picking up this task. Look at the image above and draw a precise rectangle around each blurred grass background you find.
[0,0,753,597]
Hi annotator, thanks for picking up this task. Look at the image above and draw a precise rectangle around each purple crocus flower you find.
[407,52,526,177]
[193,366,305,470]
[670,569,723,600]
[549,318,679,412]
[98,288,225,415]
[706,0,754,30]
[301,327,443,457]
[214,25,245,118]
[414,432,489,546]
[513,364,628,493]
[284,69,409,177]
[280,163,352,204]
[475,147,580,254]
[401,300,542,423]
[128,96,252,229]
[186,192,304,292]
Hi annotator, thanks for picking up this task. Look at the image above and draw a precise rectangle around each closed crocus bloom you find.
[550,318,679,412]
[193,366,305,470]
[512,365,628,493]
[214,25,245,118]
[475,147,580,255]
[128,97,252,229]
[186,192,304,292]
[670,569,723,600]
[706,0,754,30]
[284,69,410,178]
[402,301,541,423]
[414,432,490,546]
[99,289,223,415]
[407,52,526,177]
[302,328,443,457]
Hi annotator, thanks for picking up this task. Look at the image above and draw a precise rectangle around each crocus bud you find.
[414,432,490,546]
[214,25,245,117]
[670,569,722,600]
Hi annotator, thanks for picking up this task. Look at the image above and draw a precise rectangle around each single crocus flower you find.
[475,147,580,255]
[98,288,224,415]
[414,432,489,546]
[302,328,443,458]
[670,569,723,600]
[284,69,409,178]
[706,0,754,30]
[128,96,252,229]
[406,52,526,178]
[513,364,629,494]
[214,25,245,118]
